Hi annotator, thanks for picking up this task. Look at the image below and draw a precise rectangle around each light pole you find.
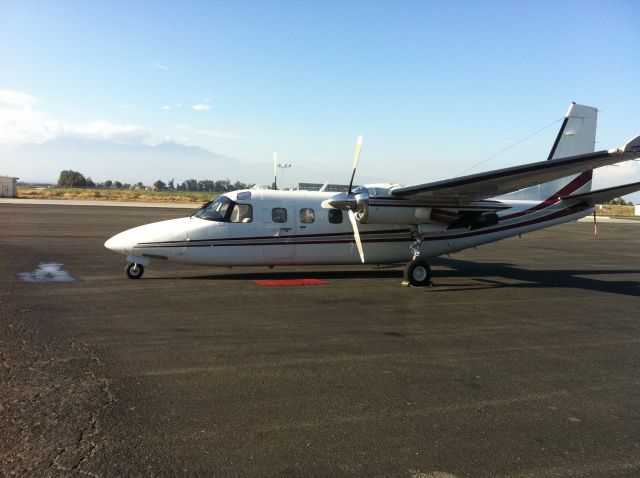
[278,162,292,189]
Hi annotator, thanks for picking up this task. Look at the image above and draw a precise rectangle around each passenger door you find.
[261,202,294,258]
[294,204,326,259]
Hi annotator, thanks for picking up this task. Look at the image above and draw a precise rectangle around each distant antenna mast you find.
[273,152,278,190]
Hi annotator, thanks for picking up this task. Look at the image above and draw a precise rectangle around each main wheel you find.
[125,262,144,279]
[404,259,432,287]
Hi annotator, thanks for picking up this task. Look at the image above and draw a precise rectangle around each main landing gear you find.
[402,235,432,287]
[125,262,144,280]
[404,259,432,287]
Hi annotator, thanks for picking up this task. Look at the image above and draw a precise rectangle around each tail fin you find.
[504,103,597,201]
[547,103,597,160]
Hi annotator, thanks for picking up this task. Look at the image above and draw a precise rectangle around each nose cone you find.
[104,218,193,257]
[104,231,134,255]
[321,192,356,210]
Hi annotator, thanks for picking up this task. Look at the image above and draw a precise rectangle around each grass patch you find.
[595,204,636,218]
[18,187,216,203]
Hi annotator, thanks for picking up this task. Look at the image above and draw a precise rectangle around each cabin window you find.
[230,204,253,223]
[328,209,343,224]
[299,208,315,224]
[272,207,287,223]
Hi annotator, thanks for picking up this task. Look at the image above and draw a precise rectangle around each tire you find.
[404,259,431,287]
[125,262,144,279]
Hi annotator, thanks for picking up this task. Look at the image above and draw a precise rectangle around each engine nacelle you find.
[353,185,433,225]
[348,185,505,228]
[358,204,432,225]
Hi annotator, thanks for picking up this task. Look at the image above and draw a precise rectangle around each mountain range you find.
[0,137,326,186]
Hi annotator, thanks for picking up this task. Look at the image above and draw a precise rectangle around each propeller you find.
[348,135,364,194]
[320,135,367,263]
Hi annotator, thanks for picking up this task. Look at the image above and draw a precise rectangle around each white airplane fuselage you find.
[104,187,594,268]
[104,103,640,284]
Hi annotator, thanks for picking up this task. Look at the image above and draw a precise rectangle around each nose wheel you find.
[125,262,144,280]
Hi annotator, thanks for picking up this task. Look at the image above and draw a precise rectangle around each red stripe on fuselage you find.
[500,171,592,221]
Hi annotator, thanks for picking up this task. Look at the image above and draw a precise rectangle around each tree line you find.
[605,197,635,206]
[57,170,253,192]
[171,179,253,192]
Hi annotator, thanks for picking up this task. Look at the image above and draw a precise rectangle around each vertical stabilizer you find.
[547,103,598,160]
[502,103,597,201]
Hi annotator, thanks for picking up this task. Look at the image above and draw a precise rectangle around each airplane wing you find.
[391,135,640,204]
[561,181,640,204]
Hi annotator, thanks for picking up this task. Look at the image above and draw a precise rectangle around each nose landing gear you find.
[125,262,144,280]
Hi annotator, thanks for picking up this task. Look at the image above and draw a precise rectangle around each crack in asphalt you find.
[0,293,115,477]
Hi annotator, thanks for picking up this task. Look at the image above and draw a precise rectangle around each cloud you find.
[68,120,151,144]
[0,89,151,145]
[153,61,170,70]
[192,104,211,111]
[175,124,244,140]
[0,89,58,143]
[162,103,186,111]
[165,135,189,144]
[0,89,39,107]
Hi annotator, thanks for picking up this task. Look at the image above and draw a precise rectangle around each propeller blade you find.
[348,135,363,194]
[348,209,365,263]
[319,178,330,192]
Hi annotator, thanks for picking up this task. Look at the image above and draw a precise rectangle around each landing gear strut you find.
[125,262,144,280]
[402,235,432,287]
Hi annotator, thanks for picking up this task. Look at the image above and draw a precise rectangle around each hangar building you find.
[0,176,18,198]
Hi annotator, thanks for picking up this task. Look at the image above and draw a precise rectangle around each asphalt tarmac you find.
[1,202,639,477]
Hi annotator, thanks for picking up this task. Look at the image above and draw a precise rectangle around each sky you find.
[1,0,639,199]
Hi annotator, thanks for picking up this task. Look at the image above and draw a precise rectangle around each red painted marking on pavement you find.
[254,279,328,286]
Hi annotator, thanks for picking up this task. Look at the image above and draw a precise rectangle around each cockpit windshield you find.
[193,195,253,223]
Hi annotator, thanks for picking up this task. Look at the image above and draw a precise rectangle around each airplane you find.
[105,103,640,286]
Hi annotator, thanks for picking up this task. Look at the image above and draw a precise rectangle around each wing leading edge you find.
[392,135,640,204]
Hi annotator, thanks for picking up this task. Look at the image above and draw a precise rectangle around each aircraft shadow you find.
[429,256,640,298]
[161,257,640,298]
[186,267,403,282]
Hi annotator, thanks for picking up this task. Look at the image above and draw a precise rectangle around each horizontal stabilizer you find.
[561,181,640,204]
